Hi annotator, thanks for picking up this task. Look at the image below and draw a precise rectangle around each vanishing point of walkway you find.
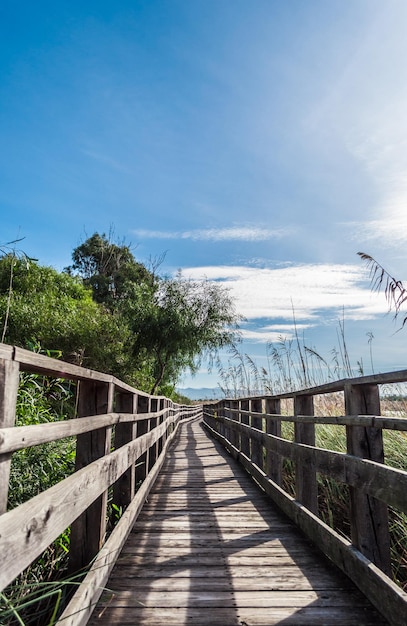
[90,417,388,625]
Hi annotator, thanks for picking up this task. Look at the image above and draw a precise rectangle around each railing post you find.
[294,394,318,515]
[157,398,165,455]
[0,359,20,514]
[135,395,149,485]
[251,397,263,469]
[344,383,391,575]
[224,399,230,441]
[265,397,282,486]
[223,399,229,439]
[240,399,250,457]
[112,390,138,512]
[148,398,158,471]
[69,380,114,574]
[229,400,239,449]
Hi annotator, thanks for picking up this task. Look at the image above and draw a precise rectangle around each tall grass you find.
[217,316,367,398]
[1,371,76,625]
[217,324,407,591]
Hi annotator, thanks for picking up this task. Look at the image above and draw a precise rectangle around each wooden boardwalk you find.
[89,416,388,626]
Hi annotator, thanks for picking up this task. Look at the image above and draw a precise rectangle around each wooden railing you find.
[203,371,407,626]
[0,344,202,625]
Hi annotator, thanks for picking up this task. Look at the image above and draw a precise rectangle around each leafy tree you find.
[67,232,241,394]
[127,274,241,393]
[65,232,153,308]
[0,255,131,376]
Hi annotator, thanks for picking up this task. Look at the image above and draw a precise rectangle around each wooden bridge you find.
[1,344,407,625]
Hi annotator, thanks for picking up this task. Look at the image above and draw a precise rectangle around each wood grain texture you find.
[344,383,391,575]
[205,419,407,626]
[213,415,407,512]
[89,417,388,626]
[0,416,177,590]
[55,412,190,626]
[0,358,19,513]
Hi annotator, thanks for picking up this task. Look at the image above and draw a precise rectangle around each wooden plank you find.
[135,395,150,485]
[250,397,263,469]
[0,358,19,513]
[294,395,317,514]
[0,417,175,590]
[89,417,389,626]
[219,416,407,512]
[112,392,138,511]
[69,381,114,574]
[95,588,375,608]
[227,406,407,431]
[0,413,137,454]
[265,397,282,485]
[345,383,391,575]
[14,345,114,382]
[219,367,407,400]
[240,399,250,457]
[55,412,184,626]
[205,420,406,626]
[0,344,14,360]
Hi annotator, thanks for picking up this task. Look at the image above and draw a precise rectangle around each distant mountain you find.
[177,387,222,401]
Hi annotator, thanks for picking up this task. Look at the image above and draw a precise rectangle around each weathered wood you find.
[223,367,407,400]
[14,345,114,382]
[250,397,263,469]
[205,419,405,626]
[0,344,14,360]
[344,383,391,575]
[148,398,158,470]
[0,358,19,514]
[294,395,317,514]
[55,412,186,626]
[228,400,239,449]
[157,398,165,455]
[89,418,388,626]
[112,392,138,511]
[214,416,407,512]
[229,407,407,431]
[265,397,282,485]
[240,399,250,457]
[0,416,176,591]
[0,410,166,454]
[69,381,114,574]
[135,395,149,485]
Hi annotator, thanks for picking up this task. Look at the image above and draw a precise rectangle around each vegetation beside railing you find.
[203,371,407,626]
[0,344,202,625]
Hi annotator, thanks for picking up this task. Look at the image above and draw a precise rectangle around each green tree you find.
[67,232,241,394]
[0,255,131,376]
[65,232,153,308]
[127,274,241,393]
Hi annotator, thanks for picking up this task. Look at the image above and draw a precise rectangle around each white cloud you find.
[240,323,315,344]
[347,209,407,247]
[301,2,407,250]
[182,263,390,323]
[132,226,289,242]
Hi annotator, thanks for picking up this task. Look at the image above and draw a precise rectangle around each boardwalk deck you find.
[89,416,388,626]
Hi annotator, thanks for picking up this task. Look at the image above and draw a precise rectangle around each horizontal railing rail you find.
[203,375,407,626]
[0,344,202,625]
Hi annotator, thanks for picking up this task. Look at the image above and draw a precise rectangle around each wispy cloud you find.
[132,226,289,242]
[346,209,407,247]
[240,323,313,344]
[312,3,407,249]
[82,149,130,173]
[182,263,390,328]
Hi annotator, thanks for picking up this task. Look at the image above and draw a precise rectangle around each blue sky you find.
[2,0,407,389]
